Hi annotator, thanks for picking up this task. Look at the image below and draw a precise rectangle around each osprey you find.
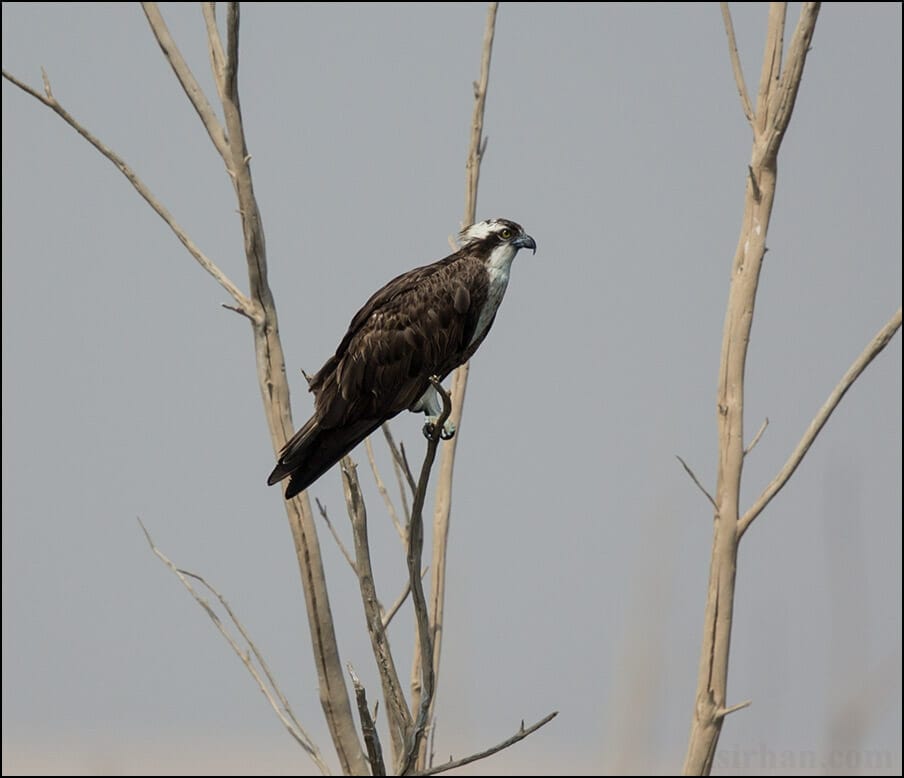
[268,218,536,499]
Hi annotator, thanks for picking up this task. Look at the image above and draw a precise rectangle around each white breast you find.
[468,242,517,348]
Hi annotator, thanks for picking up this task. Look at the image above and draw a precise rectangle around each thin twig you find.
[366,437,406,542]
[400,378,452,775]
[200,3,228,104]
[716,699,752,718]
[675,455,718,511]
[348,664,387,777]
[416,711,559,776]
[141,3,229,156]
[383,567,429,630]
[0,68,252,314]
[739,307,902,538]
[720,3,754,124]
[315,497,357,573]
[744,417,769,455]
[137,519,331,776]
[383,424,417,498]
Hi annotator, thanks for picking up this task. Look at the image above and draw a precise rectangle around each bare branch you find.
[763,3,819,161]
[366,437,406,542]
[716,699,752,719]
[315,497,358,574]
[400,378,453,775]
[213,6,368,770]
[744,417,769,455]
[137,519,331,776]
[720,3,754,124]
[348,664,387,777]
[201,3,228,104]
[383,567,429,631]
[416,711,559,776]
[1,68,252,315]
[684,7,821,774]
[739,307,902,538]
[420,8,499,762]
[141,3,229,157]
[676,455,718,511]
[383,424,417,499]
[7,8,367,772]
[343,460,413,762]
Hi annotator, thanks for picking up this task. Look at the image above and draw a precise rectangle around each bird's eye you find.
[500,228,512,239]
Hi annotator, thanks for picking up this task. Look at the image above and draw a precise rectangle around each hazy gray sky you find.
[2,3,901,775]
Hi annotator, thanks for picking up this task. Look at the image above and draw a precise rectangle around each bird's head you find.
[459,219,537,265]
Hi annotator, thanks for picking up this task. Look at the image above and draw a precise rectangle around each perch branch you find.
[417,8,499,762]
[400,378,453,775]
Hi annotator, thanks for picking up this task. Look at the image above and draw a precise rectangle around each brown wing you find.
[310,252,489,430]
[268,249,490,498]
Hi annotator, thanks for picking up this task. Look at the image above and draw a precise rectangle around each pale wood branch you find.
[141,3,230,158]
[366,437,407,543]
[716,699,752,718]
[343,459,413,764]
[739,307,902,539]
[216,7,366,771]
[383,423,417,500]
[201,3,228,105]
[415,711,559,776]
[720,3,754,124]
[0,68,251,315]
[744,417,769,455]
[138,519,331,776]
[683,5,821,775]
[315,496,358,574]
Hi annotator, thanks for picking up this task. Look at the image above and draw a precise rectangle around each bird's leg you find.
[413,382,455,440]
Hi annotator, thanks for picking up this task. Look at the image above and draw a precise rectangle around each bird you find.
[267,218,536,499]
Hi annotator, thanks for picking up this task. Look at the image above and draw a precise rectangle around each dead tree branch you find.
[4,5,368,773]
[348,664,387,777]
[138,519,331,776]
[739,307,902,538]
[683,5,823,774]
[343,459,413,763]
[414,7,499,763]
[400,378,453,775]
[415,711,559,776]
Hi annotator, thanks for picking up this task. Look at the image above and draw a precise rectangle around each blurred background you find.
[2,3,901,775]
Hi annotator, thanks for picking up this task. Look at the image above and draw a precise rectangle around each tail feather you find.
[268,416,382,498]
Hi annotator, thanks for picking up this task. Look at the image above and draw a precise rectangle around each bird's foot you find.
[423,417,456,441]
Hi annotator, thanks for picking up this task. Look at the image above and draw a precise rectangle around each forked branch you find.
[138,519,331,776]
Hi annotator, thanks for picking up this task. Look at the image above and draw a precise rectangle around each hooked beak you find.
[512,234,537,254]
